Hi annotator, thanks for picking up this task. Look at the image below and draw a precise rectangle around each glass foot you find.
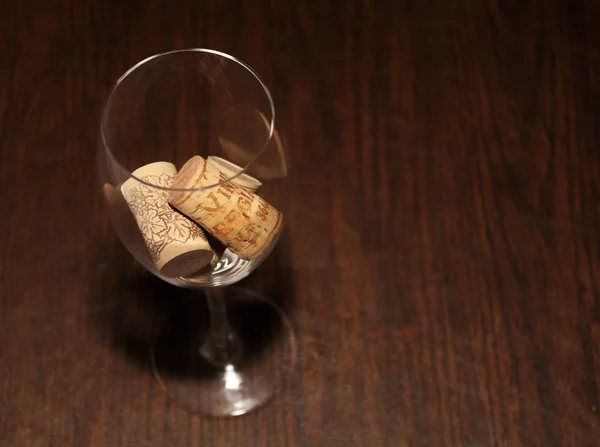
[151,287,296,417]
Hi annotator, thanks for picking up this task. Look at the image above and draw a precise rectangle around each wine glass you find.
[97,49,295,417]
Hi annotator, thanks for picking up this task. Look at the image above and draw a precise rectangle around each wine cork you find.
[207,156,262,192]
[168,156,282,260]
[120,161,215,278]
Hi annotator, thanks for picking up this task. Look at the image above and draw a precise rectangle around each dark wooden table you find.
[1,0,599,445]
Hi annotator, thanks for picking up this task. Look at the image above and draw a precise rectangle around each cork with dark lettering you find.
[120,161,215,277]
[168,155,282,260]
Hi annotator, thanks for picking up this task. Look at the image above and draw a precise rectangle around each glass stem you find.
[207,287,230,349]
[201,287,238,366]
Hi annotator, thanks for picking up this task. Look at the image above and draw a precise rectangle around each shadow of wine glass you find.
[152,286,290,381]
[88,232,296,381]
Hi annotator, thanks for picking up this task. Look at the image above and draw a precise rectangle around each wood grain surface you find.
[1,0,599,445]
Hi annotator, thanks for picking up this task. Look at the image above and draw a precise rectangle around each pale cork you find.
[207,156,262,192]
[168,156,282,260]
[120,161,215,278]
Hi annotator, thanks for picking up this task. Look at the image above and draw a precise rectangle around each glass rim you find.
[100,48,276,192]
